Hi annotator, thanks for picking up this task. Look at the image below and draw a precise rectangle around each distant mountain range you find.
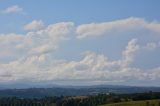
[0,85,160,98]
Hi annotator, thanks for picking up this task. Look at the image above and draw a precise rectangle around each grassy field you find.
[102,99,160,106]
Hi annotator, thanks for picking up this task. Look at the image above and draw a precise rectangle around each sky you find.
[0,0,160,87]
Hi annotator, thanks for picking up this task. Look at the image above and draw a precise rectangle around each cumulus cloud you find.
[0,18,160,86]
[0,22,74,61]
[76,17,160,39]
[0,37,159,85]
[1,5,24,14]
[122,39,140,66]
[24,20,44,31]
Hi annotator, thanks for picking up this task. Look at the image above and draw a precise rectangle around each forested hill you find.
[0,92,160,106]
[0,85,160,98]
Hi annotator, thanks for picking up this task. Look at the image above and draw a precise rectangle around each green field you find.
[102,99,160,106]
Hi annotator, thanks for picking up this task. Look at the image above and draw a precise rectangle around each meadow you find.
[102,99,160,106]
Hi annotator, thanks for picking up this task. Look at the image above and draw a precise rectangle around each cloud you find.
[76,17,160,39]
[0,21,75,84]
[24,20,44,31]
[0,18,160,86]
[1,5,24,14]
[0,33,23,44]
[27,22,74,55]
[0,22,74,60]
[122,39,140,66]
[145,42,157,50]
[0,37,159,85]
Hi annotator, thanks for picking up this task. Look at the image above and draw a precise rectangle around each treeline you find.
[57,92,160,106]
[0,96,60,106]
[0,91,160,106]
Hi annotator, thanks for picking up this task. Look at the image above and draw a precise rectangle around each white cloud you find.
[122,39,140,66]
[26,22,74,55]
[145,42,157,50]
[0,22,74,61]
[0,33,24,44]
[0,18,160,86]
[24,20,44,31]
[0,37,159,85]
[76,17,160,39]
[0,21,75,83]
[1,5,24,14]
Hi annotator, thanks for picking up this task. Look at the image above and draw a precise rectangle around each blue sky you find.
[0,0,160,87]
[1,0,160,33]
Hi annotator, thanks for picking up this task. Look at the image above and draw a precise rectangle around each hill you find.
[102,99,160,106]
[0,85,160,98]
